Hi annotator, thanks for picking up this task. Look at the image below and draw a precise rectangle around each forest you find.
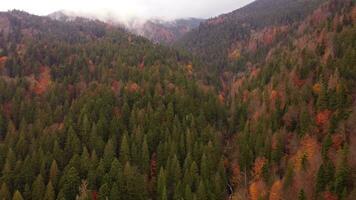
[0,0,355,199]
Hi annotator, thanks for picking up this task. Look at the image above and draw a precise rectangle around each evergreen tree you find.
[197,181,207,200]
[157,167,167,200]
[317,76,328,110]
[32,174,46,200]
[59,167,80,200]
[120,134,130,165]
[299,107,310,136]
[0,183,10,200]
[99,183,110,200]
[141,136,150,174]
[110,182,120,200]
[12,190,24,200]
[43,181,55,200]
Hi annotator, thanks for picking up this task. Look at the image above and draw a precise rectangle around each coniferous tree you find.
[99,183,110,200]
[59,167,80,200]
[12,190,24,200]
[0,183,10,200]
[32,174,45,200]
[43,181,55,200]
[120,134,130,165]
[110,182,120,200]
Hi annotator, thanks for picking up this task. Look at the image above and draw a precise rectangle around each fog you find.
[0,0,253,21]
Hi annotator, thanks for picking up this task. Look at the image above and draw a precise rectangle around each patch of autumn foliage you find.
[150,153,157,179]
[269,180,282,200]
[312,83,322,94]
[139,58,145,69]
[206,17,225,25]
[33,66,51,95]
[293,74,305,87]
[167,83,175,92]
[352,6,356,23]
[111,80,121,95]
[243,90,249,103]
[228,49,241,61]
[2,102,12,118]
[185,63,193,75]
[218,92,225,104]
[294,135,319,171]
[332,134,344,150]
[230,162,241,186]
[253,157,267,179]
[249,180,266,200]
[126,82,140,93]
[88,60,95,74]
[316,110,331,126]
[323,191,338,200]
[270,90,279,101]
[0,56,7,65]
[250,68,260,78]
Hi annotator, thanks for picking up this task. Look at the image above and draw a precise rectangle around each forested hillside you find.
[0,0,355,199]
[176,0,327,76]
[0,10,227,200]
[176,0,356,199]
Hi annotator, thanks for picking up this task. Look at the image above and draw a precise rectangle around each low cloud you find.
[0,0,253,20]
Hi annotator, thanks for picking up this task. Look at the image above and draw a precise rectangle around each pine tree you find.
[141,136,150,174]
[317,76,328,110]
[64,126,81,160]
[120,134,130,165]
[59,167,80,200]
[110,182,120,200]
[299,107,310,136]
[80,114,90,143]
[200,154,209,180]
[12,190,24,200]
[98,183,110,200]
[43,181,55,200]
[334,157,349,197]
[32,174,45,200]
[197,180,207,200]
[157,167,167,200]
[0,183,10,200]
[103,139,116,170]
[184,184,193,200]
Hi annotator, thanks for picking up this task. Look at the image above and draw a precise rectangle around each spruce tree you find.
[43,181,55,200]
[32,174,45,200]
[12,190,24,200]
[59,167,80,200]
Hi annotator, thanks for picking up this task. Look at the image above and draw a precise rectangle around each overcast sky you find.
[0,0,254,20]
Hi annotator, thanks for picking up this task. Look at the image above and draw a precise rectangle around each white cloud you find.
[0,0,253,20]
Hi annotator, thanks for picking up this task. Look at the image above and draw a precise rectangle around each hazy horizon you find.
[0,0,254,21]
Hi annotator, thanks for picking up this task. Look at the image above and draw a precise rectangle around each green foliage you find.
[0,1,355,199]
[58,167,80,200]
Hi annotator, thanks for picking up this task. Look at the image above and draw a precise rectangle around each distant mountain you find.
[48,11,203,44]
[131,18,204,44]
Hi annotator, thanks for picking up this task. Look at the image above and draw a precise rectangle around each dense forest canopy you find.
[0,0,355,199]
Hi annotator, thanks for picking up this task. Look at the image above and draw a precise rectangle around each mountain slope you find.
[0,1,355,200]
[203,0,355,199]
[0,10,228,200]
[176,0,327,74]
